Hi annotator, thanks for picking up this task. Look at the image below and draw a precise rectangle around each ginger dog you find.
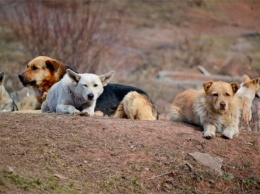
[0,72,17,112]
[18,56,72,109]
[170,81,241,139]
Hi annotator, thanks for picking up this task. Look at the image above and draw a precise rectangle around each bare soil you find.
[1,1,260,193]
[0,113,259,193]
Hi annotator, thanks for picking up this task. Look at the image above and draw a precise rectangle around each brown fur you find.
[16,95,38,111]
[18,56,68,109]
[113,91,158,120]
[170,81,241,139]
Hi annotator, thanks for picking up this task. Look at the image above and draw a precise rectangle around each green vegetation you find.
[241,176,260,190]
[0,170,78,193]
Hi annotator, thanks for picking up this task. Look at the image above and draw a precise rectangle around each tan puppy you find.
[236,75,260,124]
[18,56,70,109]
[170,81,240,139]
[0,72,18,112]
[113,91,158,120]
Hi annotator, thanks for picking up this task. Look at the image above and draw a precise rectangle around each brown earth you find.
[0,113,259,193]
[1,1,260,193]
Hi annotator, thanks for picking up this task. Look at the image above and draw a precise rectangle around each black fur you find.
[0,72,4,82]
[45,60,57,71]
[95,83,152,116]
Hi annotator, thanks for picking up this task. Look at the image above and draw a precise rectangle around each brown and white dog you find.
[18,56,71,109]
[236,75,260,130]
[170,81,241,139]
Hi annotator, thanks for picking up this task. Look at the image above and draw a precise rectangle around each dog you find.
[236,74,260,125]
[95,84,158,120]
[113,91,158,120]
[0,72,18,112]
[18,56,72,109]
[170,81,240,139]
[41,69,159,120]
[41,69,114,115]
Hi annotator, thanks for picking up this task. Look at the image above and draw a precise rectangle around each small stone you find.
[188,152,223,176]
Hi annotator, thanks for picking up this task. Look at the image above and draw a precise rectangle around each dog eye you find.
[226,93,231,97]
[93,84,98,87]
[31,66,38,70]
[84,84,88,87]
[212,93,218,97]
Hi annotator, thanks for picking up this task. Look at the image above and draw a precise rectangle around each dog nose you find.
[88,93,94,100]
[220,102,226,109]
[18,74,24,82]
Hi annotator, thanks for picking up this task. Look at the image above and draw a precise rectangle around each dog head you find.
[236,74,260,100]
[203,81,240,112]
[18,56,65,88]
[67,69,115,102]
[0,72,4,85]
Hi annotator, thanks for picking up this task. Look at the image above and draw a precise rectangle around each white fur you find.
[41,70,114,115]
[236,85,255,122]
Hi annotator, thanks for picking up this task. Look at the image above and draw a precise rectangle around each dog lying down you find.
[41,70,159,120]
[18,56,72,109]
[41,70,114,115]
[0,72,17,112]
[170,81,241,139]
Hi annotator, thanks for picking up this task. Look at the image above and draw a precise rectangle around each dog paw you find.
[94,111,104,117]
[222,130,234,139]
[71,109,80,115]
[203,131,215,139]
[79,112,90,117]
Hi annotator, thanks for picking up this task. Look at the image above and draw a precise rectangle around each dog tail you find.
[114,91,158,120]
[169,105,182,122]
[113,102,127,118]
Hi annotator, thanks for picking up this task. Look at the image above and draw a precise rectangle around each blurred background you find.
[0,0,259,114]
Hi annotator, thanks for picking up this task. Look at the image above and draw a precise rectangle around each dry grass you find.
[1,0,125,73]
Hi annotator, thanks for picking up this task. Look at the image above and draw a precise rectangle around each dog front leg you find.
[222,127,236,139]
[41,101,49,112]
[81,103,95,116]
[222,122,239,139]
[242,100,253,124]
[56,104,80,114]
[203,123,216,139]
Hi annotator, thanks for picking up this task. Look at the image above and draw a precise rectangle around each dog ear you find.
[230,82,240,93]
[0,72,4,83]
[99,71,115,86]
[242,74,251,83]
[252,78,260,86]
[45,60,61,72]
[66,69,81,84]
[203,81,213,93]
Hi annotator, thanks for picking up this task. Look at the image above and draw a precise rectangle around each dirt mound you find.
[0,113,259,193]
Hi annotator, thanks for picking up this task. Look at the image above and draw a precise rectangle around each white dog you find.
[236,75,260,124]
[41,69,114,115]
